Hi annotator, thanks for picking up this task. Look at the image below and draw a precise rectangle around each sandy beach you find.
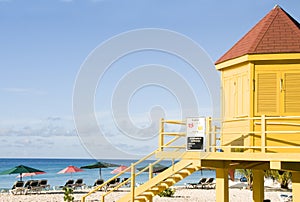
[0,182,292,202]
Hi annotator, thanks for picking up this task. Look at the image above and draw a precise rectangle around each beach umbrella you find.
[16,171,46,179]
[0,165,45,181]
[137,163,169,173]
[111,165,130,174]
[57,165,84,178]
[80,161,120,179]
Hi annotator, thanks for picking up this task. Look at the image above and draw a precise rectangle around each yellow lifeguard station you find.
[82,5,300,202]
[216,5,300,154]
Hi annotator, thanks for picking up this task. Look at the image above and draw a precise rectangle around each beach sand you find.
[0,185,291,202]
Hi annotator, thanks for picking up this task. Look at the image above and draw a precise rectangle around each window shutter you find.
[255,72,279,114]
[283,73,300,114]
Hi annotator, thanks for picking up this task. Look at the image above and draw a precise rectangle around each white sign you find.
[186,117,206,151]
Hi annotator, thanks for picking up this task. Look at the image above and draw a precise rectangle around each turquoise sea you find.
[0,158,216,189]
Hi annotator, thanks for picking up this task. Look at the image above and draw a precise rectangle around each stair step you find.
[141,191,156,197]
[116,160,197,202]
[134,199,146,202]
[172,173,185,179]
[150,186,165,193]
[156,184,169,189]
[134,195,148,202]
[178,168,195,175]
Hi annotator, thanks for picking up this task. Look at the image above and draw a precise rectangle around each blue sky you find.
[0,0,299,159]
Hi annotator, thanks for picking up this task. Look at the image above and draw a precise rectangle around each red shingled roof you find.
[215,5,300,64]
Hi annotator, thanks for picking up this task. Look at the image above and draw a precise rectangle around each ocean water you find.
[0,158,216,189]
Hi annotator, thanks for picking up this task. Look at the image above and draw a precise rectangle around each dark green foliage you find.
[63,187,74,202]
[158,188,175,197]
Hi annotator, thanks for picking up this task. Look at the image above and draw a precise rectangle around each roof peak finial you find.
[273,4,281,9]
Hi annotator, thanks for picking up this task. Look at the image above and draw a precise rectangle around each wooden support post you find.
[159,118,164,151]
[252,170,264,202]
[261,115,266,153]
[212,125,216,152]
[206,117,211,152]
[292,171,300,202]
[130,163,135,202]
[149,163,153,180]
[148,163,153,202]
[216,168,229,202]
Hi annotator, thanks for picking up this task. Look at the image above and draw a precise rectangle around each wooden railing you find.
[82,116,300,201]
[81,120,186,202]
[158,116,300,153]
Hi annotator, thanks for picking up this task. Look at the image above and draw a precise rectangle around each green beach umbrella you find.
[80,162,120,179]
[137,163,169,173]
[0,164,45,181]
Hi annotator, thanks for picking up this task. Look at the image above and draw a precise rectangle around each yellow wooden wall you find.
[218,55,300,153]
[222,63,251,120]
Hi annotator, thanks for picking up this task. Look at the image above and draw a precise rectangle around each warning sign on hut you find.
[186,117,206,151]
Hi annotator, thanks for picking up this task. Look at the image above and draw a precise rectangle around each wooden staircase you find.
[81,119,207,202]
[117,159,201,202]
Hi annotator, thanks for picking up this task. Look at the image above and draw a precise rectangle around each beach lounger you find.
[24,180,33,189]
[57,179,74,189]
[121,177,130,187]
[27,180,42,194]
[202,178,215,189]
[10,181,26,195]
[38,179,50,190]
[72,178,85,189]
[186,178,207,189]
[106,178,120,191]
[93,179,104,187]
[64,179,74,188]
[93,179,104,190]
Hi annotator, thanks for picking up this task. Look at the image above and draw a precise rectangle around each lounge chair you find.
[186,178,207,189]
[93,179,104,187]
[38,179,50,190]
[106,178,120,191]
[10,181,26,195]
[58,179,74,189]
[24,180,33,189]
[72,178,85,190]
[64,179,74,187]
[27,180,42,194]
[121,177,130,187]
[202,178,215,189]
[92,179,104,190]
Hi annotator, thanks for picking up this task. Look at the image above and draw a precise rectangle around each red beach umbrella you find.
[57,165,84,178]
[16,171,46,179]
[111,165,130,174]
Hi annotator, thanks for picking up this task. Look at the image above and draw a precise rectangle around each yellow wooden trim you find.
[130,163,135,201]
[162,120,186,124]
[167,151,300,162]
[249,53,300,61]
[159,118,164,151]
[216,55,249,70]
[216,53,300,70]
[160,132,186,136]
[261,115,266,153]
[270,161,281,170]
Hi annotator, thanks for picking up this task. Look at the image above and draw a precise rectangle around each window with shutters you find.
[283,72,300,114]
[255,72,280,115]
[255,69,300,116]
